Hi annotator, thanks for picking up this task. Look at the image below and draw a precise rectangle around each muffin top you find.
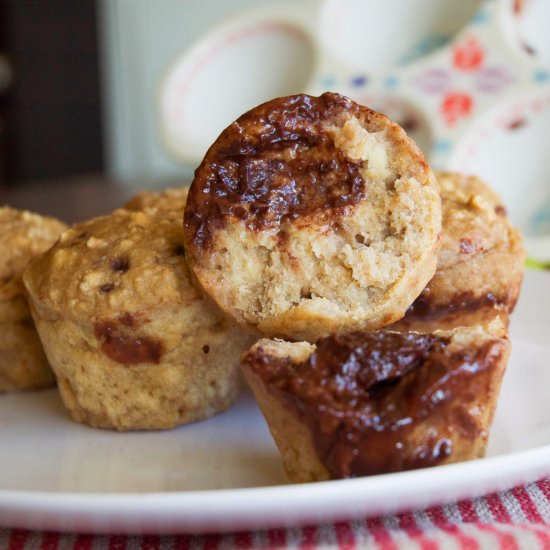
[23,205,221,329]
[0,206,67,303]
[183,92,441,341]
[399,172,525,324]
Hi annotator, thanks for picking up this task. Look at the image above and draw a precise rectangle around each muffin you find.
[184,92,442,342]
[0,206,66,393]
[391,172,525,332]
[242,322,509,482]
[23,205,254,430]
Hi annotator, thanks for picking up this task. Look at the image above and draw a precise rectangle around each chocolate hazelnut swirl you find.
[183,92,442,342]
[185,93,368,248]
[241,326,509,481]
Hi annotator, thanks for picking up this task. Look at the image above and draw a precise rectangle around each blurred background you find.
[0,0,287,189]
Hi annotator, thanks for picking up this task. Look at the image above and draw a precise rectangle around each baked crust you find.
[391,172,525,332]
[23,205,254,430]
[242,323,509,482]
[184,93,441,342]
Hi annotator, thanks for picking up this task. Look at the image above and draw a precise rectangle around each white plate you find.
[0,269,549,535]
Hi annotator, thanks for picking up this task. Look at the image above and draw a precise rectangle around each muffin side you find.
[23,206,254,429]
[391,172,525,332]
[0,206,66,392]
[184,92,442,341]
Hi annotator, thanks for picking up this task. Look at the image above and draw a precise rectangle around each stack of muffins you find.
[4,92,525,483]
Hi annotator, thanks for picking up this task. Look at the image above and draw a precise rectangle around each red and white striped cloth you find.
[1,478,549,549]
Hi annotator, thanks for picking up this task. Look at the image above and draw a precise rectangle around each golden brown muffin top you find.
[0,206,67,282]
[399,172,525,324]
[435,171,516,271]
[23,206,221,329]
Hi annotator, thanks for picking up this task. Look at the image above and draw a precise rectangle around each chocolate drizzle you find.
[405,291,502,322]
[245,331,500,478]
[185,93,371,249]
[94,317,163,365]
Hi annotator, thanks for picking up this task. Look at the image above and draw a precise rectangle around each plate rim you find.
[1,432,550,534]
[0,269,549,534]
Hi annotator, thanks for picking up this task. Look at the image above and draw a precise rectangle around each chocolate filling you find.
[111,257,130,273]
[244,331,500,478]
[185,93,373,249]
[94,319,163,366]
[404,291,504,322]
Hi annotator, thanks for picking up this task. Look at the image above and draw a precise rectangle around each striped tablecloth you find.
[1,478,549,549]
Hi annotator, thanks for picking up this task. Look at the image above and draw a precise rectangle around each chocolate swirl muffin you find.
[0,206,66,393]
[184,92,442,342]
[23,204,254,430]
[391,172,525,332]
[242,322,509,482]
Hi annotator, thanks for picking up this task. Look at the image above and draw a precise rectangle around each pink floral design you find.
[453,37,485,71]
[441,92,473,126]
